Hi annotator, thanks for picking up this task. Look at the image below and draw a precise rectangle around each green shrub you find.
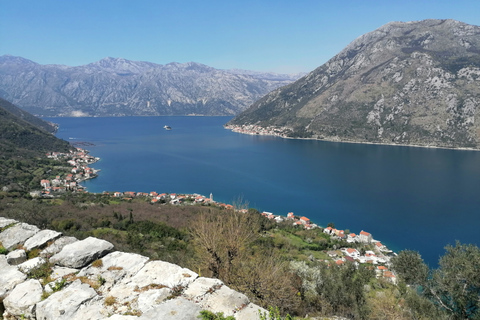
[198,310,235,320]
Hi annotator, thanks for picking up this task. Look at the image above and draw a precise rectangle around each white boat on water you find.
[164,125,172,130]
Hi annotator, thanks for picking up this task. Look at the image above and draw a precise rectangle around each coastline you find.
[224,124,480,152]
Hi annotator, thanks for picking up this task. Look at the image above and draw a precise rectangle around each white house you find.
[358,230,373,243]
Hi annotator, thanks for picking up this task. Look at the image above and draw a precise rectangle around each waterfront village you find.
[225,124,292,138]
[34,147,398,285]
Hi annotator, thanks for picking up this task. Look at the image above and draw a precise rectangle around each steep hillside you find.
[0,98,70,154]
[228,19,480,149]
[0,98,71,192]
[0,98,58,133]
[0,56,301,117]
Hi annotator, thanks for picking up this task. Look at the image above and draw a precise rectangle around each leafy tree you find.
[315,262,374,319]
[426,242,480,319]
[391,250,429,286]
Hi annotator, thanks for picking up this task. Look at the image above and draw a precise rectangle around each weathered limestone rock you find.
[50,266,79,280]
[0,255,27,299]
[183,277,223,299]
[69,297,108,320]
[136,287,171,313]
[24,229,62,251]
[0,222,40,250]
[0,217,17,228]
[100,251,150,275]
[199,285,250,317]
[139,297,201,320]
[77,251,149,282]
[129,260,198,288]
[236,303,266,320]
[50,236,114,268]
[40,236,78,258]
[106,315,139,320]
[35,280,98,320]
[3,279,43,319]
[18,256,47,273]
[0,218,265,320]
[6,249,27,265]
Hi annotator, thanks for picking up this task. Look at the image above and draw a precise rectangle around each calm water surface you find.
[46,116,480,266]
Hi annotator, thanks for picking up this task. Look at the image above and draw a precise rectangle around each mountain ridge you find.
[228,19,480,149]
[0,56,303,117]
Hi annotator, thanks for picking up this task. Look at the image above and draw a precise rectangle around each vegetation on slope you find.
[0,98,71,193]
[2,193,479,319]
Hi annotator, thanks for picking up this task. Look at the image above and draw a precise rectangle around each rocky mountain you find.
[228,19,480,149]
[0,217,265,320]
[0,56,302,117]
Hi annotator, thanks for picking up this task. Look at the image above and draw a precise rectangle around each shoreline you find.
[224,124,480,152]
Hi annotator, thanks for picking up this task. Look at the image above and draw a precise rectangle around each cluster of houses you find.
[225,124,288,137]
[324,228,397,283]
[257,211,397,283]
[33,148,99,197]
[106,191,242,211]
[261,211,319,230]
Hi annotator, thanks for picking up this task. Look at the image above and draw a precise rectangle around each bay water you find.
[46,116,480,266]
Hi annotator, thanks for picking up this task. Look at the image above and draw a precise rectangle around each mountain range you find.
[0,56,302,117]
[229,19,480,149]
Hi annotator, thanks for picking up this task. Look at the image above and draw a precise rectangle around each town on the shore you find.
[35,147,398,284]
[225,124,291,138]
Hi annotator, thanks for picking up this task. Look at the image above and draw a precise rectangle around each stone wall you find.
[0,217,265,320]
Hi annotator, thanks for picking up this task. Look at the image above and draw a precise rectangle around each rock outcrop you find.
[0,217,265,319]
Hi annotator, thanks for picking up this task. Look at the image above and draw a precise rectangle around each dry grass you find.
[107,266,123,271]
[134,283,168,292]
[91,259,103,268]
[104,296,117,306]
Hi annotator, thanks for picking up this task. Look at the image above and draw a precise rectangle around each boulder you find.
[35,280,98,320]
[3,279,43,318]
[0,256,27,299]
[129,260,197,289]
[77,251,149,282]
[6,249,27,265]
[136,287,171,313]
[18,256,47,273]
[40,236,78,258]
[0,217,17,228]
[50,266,79,280]
[70,297,108,320]
[100,251,149,275]
[139,297,201,320]
[199,285,250,317]
[24,229,62,251]
[236,303,267,320]
[50,236,114,268]
[183,277,223,299]
[0,222,40,250]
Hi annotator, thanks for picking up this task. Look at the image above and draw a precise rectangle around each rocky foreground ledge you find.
[0,217,265,320]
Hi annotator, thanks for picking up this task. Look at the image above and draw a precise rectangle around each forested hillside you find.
[0,98,71,193]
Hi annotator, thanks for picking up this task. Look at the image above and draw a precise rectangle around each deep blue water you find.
[46,116,480,267]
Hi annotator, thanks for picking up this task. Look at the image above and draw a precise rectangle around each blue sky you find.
[1,0,480,73]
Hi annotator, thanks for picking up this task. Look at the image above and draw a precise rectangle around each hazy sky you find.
[1,0,480,73]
